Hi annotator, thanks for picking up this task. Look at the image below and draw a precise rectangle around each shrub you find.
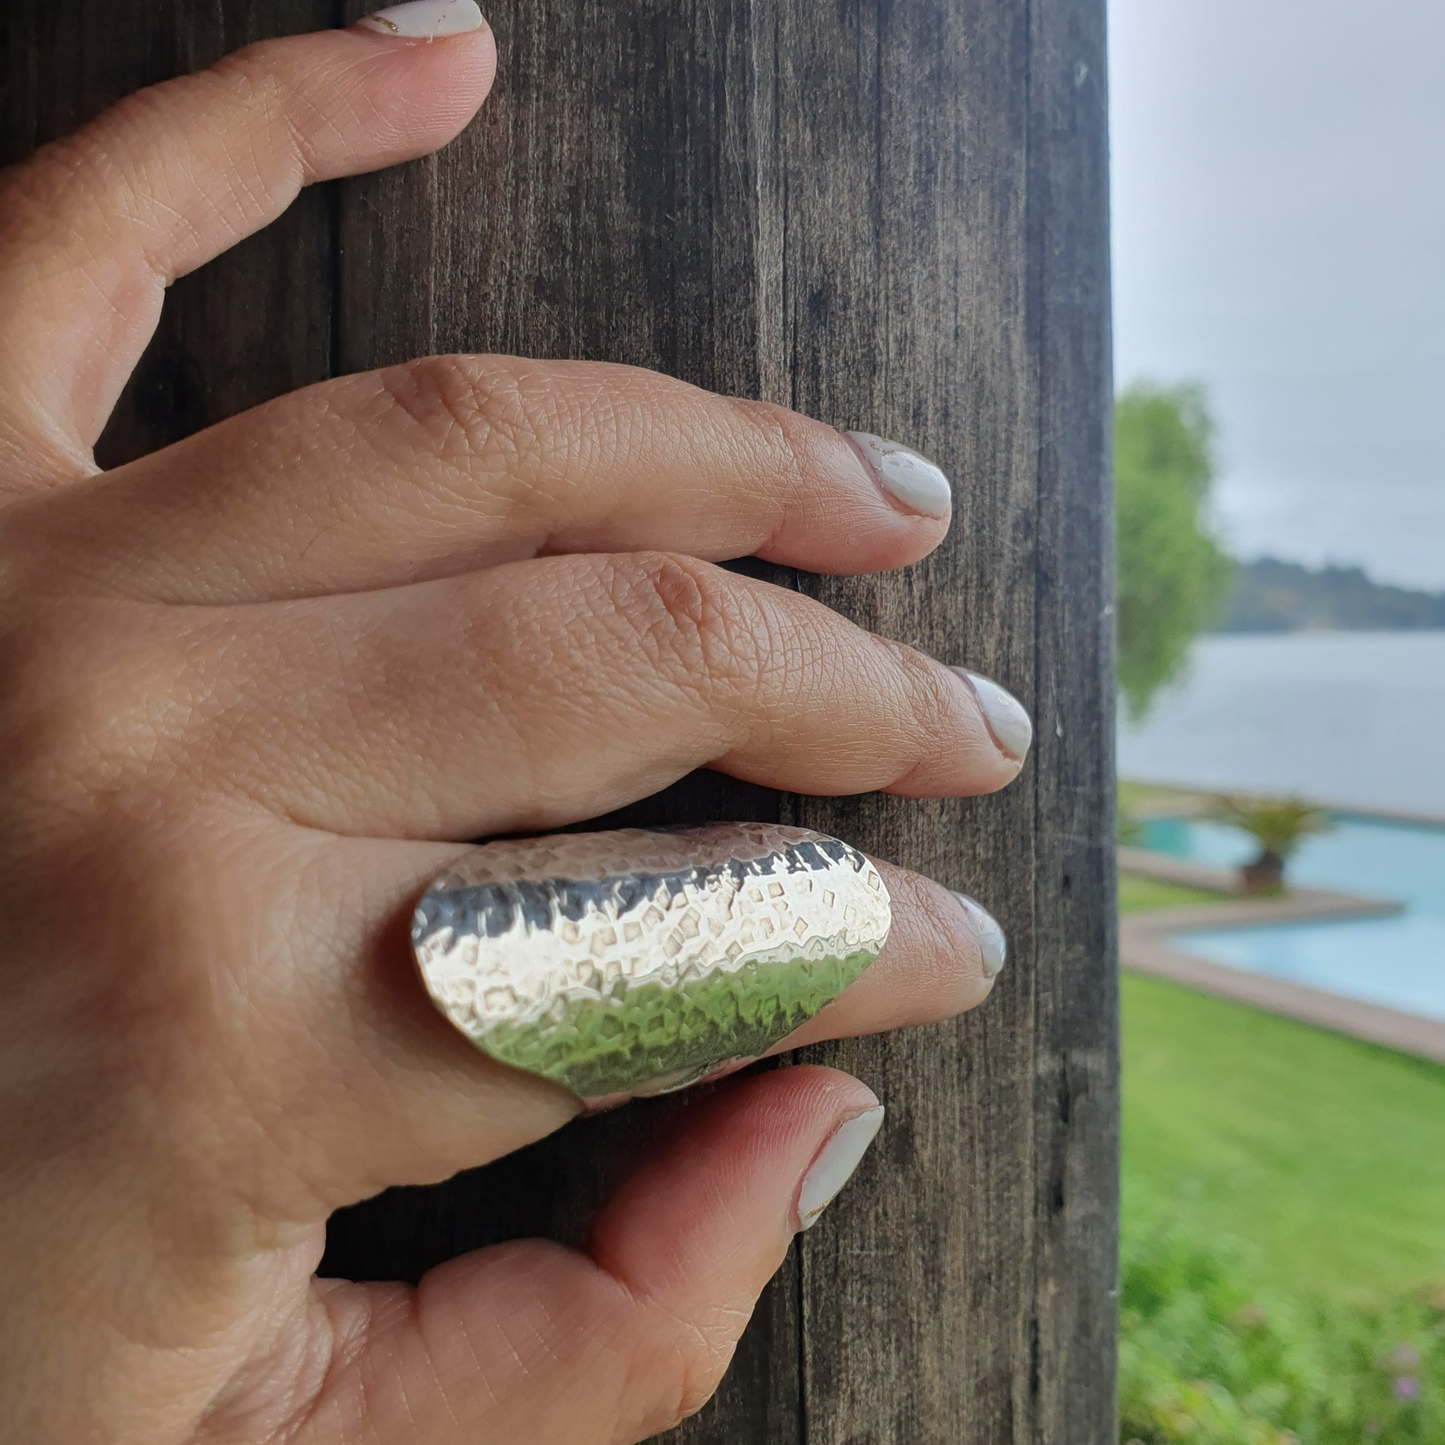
[1119,1214,1445,1443]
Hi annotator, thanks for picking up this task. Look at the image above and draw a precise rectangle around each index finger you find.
[0,3,495,491]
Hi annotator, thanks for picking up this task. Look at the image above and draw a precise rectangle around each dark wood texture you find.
[3,0,1116,1439]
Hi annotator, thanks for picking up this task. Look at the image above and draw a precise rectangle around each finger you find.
[185,552,1031,839]
[766,860,1007,1053]
[0,12,495,485]
[298,1067,882,1445]
[215,836,988,1212]
[15,357,953,599]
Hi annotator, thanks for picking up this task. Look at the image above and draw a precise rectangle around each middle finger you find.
[186,550,1030,839]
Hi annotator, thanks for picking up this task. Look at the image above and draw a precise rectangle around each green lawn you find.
[1119,873,1225,914]
[1123,972,1445,1303]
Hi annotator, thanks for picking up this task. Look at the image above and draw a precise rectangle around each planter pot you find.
[1239,851,1286,896]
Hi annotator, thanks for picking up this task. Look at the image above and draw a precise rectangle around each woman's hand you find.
[0,5,1030,1442]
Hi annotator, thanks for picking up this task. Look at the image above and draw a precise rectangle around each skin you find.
[0,16,1028,1445]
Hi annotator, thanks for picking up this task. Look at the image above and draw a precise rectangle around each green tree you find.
[1115,381,1235,718]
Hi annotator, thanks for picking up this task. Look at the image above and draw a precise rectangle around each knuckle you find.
[0,55,290,277]
[627,1303,741,1437]
[206,45,286,111]
[600,551,765,695]
[3,817,288,1209]
[0,134,117,274]
[725,396,816,480]
[916,876,995,995]
[0,601,192,827]
[882,636,955,741]
[371,354,567,481]
[365,356,723,509]
[0,145,76,250]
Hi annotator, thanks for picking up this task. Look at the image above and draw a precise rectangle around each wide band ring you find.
[411,823,892,1103]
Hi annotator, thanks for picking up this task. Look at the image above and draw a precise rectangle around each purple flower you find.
[1392,1376,1420,1402]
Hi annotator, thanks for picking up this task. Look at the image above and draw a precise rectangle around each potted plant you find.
[1209,794,1334,895]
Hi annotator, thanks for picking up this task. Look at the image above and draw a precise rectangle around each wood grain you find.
[3,0,1116,1438]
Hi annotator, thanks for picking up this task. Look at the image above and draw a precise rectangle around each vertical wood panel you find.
[1026,0,1119,1435]
[770,1,1043,1438]
[3,0,1116,1438]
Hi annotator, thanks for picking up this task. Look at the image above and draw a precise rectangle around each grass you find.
[1119,874,1227,914]
[1123,972,1445,1303]
[1118,813,1445,1435]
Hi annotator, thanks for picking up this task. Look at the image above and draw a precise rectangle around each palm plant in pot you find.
[1209,794,1334,895]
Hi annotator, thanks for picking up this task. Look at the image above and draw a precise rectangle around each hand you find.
[0,5,1030,1442]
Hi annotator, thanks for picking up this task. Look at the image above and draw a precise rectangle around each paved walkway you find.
[1119,846,1232,895]
[1118,861,1445,1066]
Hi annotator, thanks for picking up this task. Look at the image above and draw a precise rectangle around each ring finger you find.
[230,831,1003,1212]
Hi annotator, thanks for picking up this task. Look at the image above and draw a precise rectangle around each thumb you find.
[297,1067,883,1444]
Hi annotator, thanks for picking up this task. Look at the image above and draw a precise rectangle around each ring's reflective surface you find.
[411,823,892,1101]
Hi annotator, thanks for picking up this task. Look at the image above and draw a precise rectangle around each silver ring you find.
[411,823,892,1103]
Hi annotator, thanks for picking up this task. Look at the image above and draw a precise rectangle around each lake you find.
[1118,630,1445,819]
[1123,630,1445,1021]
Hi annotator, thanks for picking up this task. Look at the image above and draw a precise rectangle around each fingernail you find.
[953,668,1033,760]
[950,893,1008,978]
[844,432,951,519]
[797,1105,885,1231]
[357,0,485,38]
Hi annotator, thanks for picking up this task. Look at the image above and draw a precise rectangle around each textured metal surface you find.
[412,823,891,1101]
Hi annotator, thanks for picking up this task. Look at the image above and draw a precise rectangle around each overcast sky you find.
[1109,0,1445,590]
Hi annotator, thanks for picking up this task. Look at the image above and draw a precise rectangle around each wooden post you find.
[4,0,1117,1438]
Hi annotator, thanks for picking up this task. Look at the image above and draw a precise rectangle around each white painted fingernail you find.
[954,668,1033,760]
[845,432,952,519]
[357,0,484,39]
[796,1105,885,1231]
[950,893,1008,978]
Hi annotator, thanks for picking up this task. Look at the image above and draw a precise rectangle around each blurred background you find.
[1107,1,1445,1439]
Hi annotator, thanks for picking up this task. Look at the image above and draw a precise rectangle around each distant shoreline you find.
[1211,556,1445,634]
[1204,625,1445,637]
[1214,624,1445,637]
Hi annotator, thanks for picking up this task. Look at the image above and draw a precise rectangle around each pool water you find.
[1140,817,1445,1022]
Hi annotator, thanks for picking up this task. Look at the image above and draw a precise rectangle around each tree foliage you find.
[1119,1210,1445,1444]
[1115,381,1235,718]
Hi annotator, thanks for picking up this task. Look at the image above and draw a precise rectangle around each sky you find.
[1109,0,1445,591]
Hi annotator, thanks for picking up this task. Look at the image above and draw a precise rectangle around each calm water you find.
[1119,631,1445,819]
[1143,817,1445,1021]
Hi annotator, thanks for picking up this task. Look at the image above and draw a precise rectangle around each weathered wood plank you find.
[769,0,1042,1437]
[1025,0,1118,1437]
[4,0,1116,1437]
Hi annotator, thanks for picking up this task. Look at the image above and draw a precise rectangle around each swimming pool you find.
[1140,816,1445,1022]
